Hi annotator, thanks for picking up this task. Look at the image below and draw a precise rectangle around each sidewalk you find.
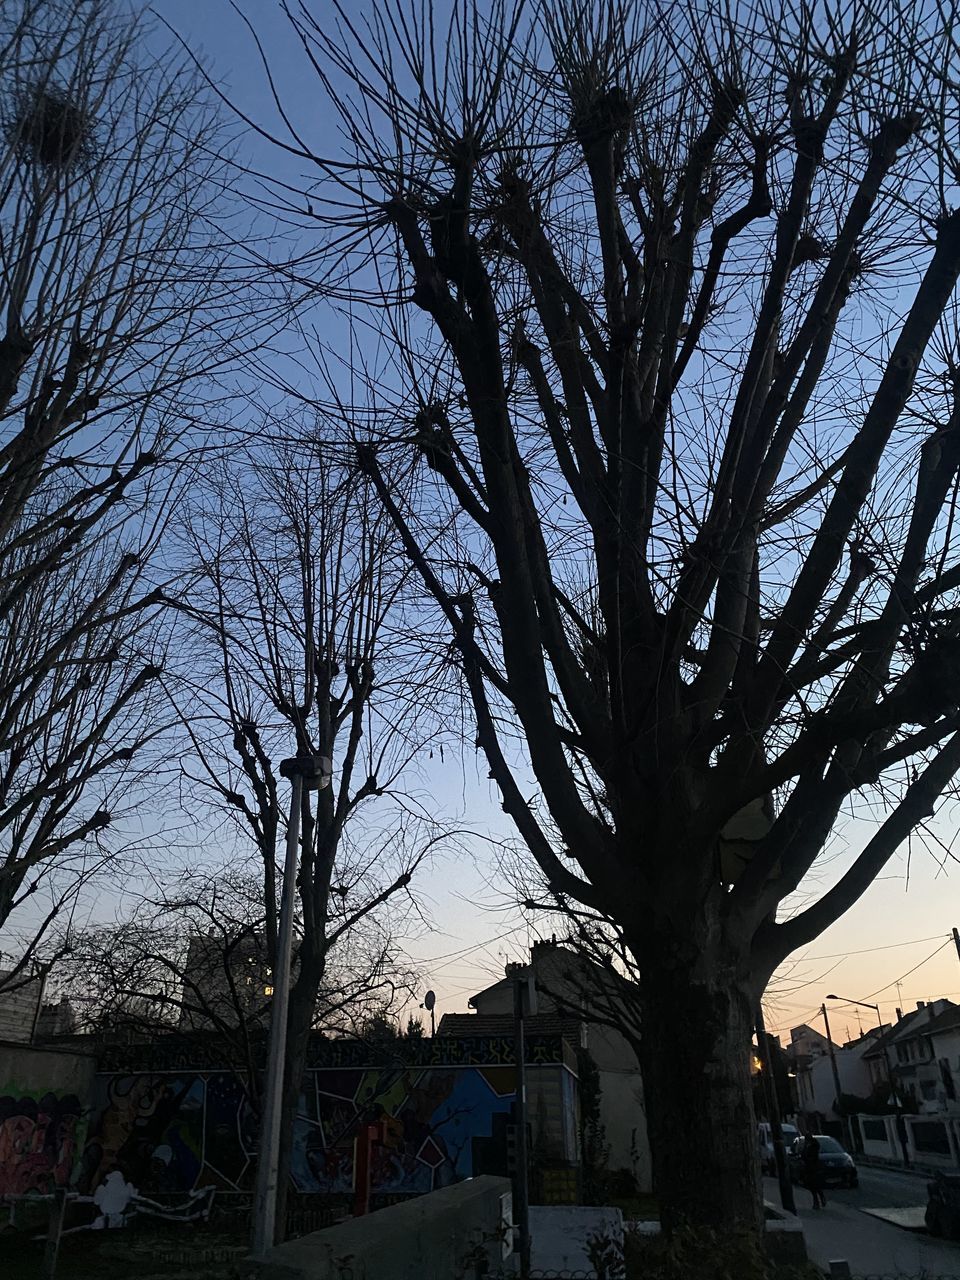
[798,1202,960,1276]
[763,1179,960,1277]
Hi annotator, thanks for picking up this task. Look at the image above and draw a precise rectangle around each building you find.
[0,966,45,1043]
[35,996,77,1041]
[925,1003,960,1112]
[443,939,651,1190]
[861,1000,958,1113]
[788,1022,838,1064]
[177,932,274,1031]
[795,1027,885,1122]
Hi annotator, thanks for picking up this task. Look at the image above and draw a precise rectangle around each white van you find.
[758,1121,799,1174]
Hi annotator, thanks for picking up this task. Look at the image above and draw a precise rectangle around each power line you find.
[795,933,950,961]
[860,938,953,1000]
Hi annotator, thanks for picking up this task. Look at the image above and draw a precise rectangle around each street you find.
[823,1163,927,1211]
[764,1166,960,1277]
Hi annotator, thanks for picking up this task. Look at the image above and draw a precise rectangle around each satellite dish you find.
[422,990,436,1012]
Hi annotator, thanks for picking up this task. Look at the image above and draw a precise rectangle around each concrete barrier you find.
[251,1176,513,1280]
[530,1205,624,1274]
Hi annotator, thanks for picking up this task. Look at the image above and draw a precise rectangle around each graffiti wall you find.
[0,1043,96,1195]
[80,1064,520,1197]
[0,1091,84,1195]
[81,1036,579,1199]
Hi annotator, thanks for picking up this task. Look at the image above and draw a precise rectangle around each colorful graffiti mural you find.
[297,1064,518,1195]
[0,1092,83,1195]
[79,1072,256,1196]
[0,1035,576,1201]
[80,1064,519,1198]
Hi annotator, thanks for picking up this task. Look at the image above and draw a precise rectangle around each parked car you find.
[758,1122,799,1175]
[926,1172,960,1239]
[787,1135,858,1188]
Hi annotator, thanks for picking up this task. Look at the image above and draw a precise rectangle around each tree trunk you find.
[637,930,762,1240]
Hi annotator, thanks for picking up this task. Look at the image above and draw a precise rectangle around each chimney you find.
[895,1007,903,1022]
[917,1001,926,1011]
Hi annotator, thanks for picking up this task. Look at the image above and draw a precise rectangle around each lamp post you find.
[251,754,331,1259]
[826,994,909,1167]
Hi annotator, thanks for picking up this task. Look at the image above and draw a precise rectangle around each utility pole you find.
[820,1005,851,1151]
[513,972,534,1280]
[251,754,330,1260]
[755,1006,795,1214]
[828,994,909,1168]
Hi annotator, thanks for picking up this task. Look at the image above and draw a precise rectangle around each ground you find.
[0,1223,247,1280]
[764,1165,960,1277]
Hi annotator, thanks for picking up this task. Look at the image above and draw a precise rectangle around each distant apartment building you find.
[35,995,77,1041]
[0,966,45,1043]
[177,932,274,1031]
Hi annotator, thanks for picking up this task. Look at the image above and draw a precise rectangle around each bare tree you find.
[56,864,416,1061]
[174,437,443,1237]
[0,0,250,973]
[240,0,960,1238]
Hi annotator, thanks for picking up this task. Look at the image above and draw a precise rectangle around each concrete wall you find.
[0,1040,97,1195]
[596,1065,650,1190]
[858,1112,960,1167]
[83,1035,577,1201]
[858,1113,900,1161]
[256,1176,512,1280]
[906,1114,960,1166]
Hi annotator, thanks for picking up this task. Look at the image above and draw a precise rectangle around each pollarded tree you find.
[0,0,249,970]
[252,0,960,1238]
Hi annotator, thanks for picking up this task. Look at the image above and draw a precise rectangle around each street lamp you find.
[251,754,331,1259]
[826,994,909,1167]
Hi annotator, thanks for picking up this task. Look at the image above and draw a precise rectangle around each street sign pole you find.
[513,975,531,1280]
[251,755,330,1260]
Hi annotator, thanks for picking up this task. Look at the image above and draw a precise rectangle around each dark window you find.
[940,1059,956,1102]
[911,1120,951,1156]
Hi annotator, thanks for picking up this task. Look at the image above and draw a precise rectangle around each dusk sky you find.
[144,0,960,1044]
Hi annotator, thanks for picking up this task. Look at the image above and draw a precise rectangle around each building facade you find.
[449,940,651,1190]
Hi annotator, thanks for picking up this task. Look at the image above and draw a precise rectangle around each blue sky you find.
[122,0,960,1038]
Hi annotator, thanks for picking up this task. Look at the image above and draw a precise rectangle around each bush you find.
[624,1226,823,1280]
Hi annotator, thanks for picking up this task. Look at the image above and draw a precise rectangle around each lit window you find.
[264,985,274,996]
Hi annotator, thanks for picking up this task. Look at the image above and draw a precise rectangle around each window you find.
[815,1136,844,1154]
[264,985,274,996]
